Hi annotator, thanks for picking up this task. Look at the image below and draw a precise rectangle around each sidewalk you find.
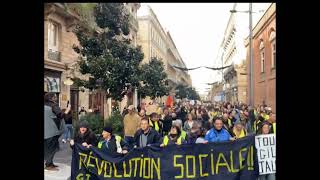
[45,138,72,180]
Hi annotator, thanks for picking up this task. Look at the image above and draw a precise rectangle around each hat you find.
[103,126,113,134]
[128,105,134,110]
[79,120,89,128]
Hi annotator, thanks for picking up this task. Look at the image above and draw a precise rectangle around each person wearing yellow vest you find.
[149,112,163,134]
[263,113,270,121]
[268,113,276,134]
[222,113,233,131]
[254,115,265,134]
[172,119,187,141]
[210,108,219,120]
[97,126,128,155]
[232,121,247,139]
[133,118,161,148]
[160,125,186,147]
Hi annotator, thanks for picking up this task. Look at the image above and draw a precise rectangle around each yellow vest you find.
[181,130,187,140]
[163,135,182,146]
[212,112,217,117]
[272,123,276,134]
[254,120,261,132]
[149,118,160,132]
[228,119,232,127]
[97,135,122,153]
[233,129,246,139]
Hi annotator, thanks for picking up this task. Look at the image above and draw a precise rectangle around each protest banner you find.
[71,135,259,180]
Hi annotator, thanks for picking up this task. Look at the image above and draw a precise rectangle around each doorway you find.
[70,87,79,124]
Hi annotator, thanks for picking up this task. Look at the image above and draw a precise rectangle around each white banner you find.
[255,134,276,175]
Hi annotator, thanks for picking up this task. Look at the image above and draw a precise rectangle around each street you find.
[45,137,72,180]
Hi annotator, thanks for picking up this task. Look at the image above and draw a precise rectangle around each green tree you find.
[72,3,144,101]
[187,87,200,100]
[138,57,169,99]
[175,84,188,99]
[175,84,200,100]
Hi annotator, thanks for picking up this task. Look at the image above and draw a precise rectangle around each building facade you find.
[44,3,90,122]
[208,82,224,102]
[166,32,192,92]
[137,5,168,64]
[245,3,276,111]
[220,3,248,104]
[137,5,192,104]
[45,3,142,121]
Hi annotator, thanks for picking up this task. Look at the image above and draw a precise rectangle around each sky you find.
[140,3,272,96]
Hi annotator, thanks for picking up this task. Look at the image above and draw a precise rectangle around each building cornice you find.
[44,59,67,72]
[45,3,81,32]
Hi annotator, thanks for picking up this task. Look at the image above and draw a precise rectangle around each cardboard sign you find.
[255,134,276,175]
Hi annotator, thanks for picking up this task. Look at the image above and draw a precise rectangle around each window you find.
[151,28,154,39]
[260,50,265,73]
[259,40,265,73]
[48,21,59,51]
[269,31,276,69]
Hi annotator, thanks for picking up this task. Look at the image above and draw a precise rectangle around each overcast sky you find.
[140,3,272,95]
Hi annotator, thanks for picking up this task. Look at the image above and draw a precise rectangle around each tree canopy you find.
[72,3,168,101]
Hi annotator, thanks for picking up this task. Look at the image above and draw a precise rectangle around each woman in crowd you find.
[160,125,186,147]
[232,120,247,139]
[183,113,196,133]
[70,120,98,149]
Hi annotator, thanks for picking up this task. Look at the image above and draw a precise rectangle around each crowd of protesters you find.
[112,99,275,154]
[44,91,276,180]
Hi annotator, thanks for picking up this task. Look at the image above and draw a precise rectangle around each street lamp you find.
[63,77,74,86]
[230,3,254,107]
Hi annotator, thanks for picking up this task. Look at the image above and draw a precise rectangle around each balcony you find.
[48,50,61,61]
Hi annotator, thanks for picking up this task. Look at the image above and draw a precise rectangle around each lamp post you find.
[230,3,254,107]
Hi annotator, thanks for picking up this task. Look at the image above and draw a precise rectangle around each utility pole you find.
[249,3,254,107]
[221,51,225,102]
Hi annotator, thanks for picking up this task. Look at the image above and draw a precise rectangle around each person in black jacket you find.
[44,92,70,171]
[70,120,97,149]
[97,126,128,156]
[162,108,172,136]
[62,109,73,143]
[133,118,161,148]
